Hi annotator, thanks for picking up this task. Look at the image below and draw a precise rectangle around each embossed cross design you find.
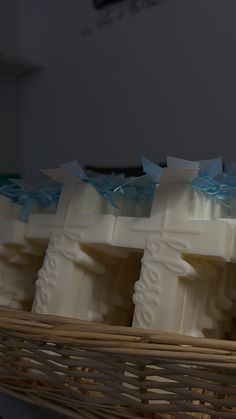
[27,168,236,337]
[113,168,235,335]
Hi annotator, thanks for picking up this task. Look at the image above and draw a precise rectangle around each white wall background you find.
[0,76,20,173]
[18,0,236,181]
[0,0,18,54]
[0,0,21,174]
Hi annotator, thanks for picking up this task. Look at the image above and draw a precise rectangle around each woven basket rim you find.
[0,307,236,353]
[1,308,236,418]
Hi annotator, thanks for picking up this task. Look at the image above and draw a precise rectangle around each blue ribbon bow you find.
[61,159,163,207]
[0,179,62,221]
[190,157,236,210]
[113,156,163,199]
[61,161,119,207]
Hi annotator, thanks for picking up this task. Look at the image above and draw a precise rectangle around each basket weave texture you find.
[0,309,236,419]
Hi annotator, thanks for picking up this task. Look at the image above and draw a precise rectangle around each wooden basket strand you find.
[0,308,236,418]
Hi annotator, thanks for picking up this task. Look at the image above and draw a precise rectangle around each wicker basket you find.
[0,308,236,418]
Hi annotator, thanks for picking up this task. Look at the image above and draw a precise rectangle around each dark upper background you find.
[1,0,236,180]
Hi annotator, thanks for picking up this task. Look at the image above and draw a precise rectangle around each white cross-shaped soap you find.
[112,168,234,335]
[0,196,45,310]
[27,179,122,318]
[29,166,236,337]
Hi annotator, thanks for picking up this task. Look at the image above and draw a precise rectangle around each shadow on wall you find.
[82,0,167,35]
[93,0,127,8]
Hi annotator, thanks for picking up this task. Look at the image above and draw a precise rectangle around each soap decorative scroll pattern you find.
[32,231,83,313]
[133,238,193,329]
